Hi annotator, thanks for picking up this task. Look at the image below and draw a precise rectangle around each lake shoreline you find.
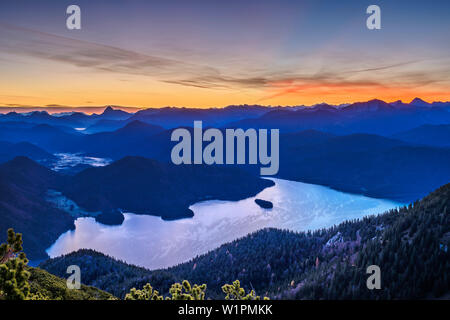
[46,178,403,270]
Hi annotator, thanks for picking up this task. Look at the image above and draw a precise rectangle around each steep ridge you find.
[0,157,74,259]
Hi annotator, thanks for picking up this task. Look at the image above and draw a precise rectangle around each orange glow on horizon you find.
[1,64,449,111]
[1,83,449,112]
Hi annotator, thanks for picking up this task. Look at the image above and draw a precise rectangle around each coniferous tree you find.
[125,283,163,300]
[0,229,31,300]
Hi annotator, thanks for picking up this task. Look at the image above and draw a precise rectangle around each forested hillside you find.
[28,267,114,300]
[40,183,450,299]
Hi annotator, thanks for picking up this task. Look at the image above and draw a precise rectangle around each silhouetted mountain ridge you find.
[2,98,450,137]
[0,141,55,164]
[392,124,450,147]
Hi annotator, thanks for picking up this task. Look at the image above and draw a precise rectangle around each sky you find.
[0,0,449,109]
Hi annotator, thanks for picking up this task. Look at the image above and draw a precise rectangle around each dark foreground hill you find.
[40,182,450,299]
[28,267,114,300]
[62,156,274,220]
[0,157,74,260]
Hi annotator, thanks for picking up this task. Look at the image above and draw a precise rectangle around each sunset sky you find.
[0,0,449,109]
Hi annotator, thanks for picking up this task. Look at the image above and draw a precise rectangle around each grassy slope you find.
[28,267,115,300]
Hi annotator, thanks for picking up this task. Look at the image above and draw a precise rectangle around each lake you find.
[47,178,403,270]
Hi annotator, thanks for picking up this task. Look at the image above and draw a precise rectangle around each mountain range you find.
[2,98,449,134]
[1,100,450,202]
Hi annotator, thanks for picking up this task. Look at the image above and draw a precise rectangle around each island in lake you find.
[255,199,273,209]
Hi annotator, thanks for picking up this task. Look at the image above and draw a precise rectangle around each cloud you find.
[0,23,280,92]
[0,23,221,85]
[342,60,422,74]
[163,74,270,90]
[45,104,69,107]
[1,23,449,103]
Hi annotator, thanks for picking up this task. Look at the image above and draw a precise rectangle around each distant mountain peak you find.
[101,106,132,120]
[410,97,430,106]
[367,98,388,105]
[122,120,151,129]
[31,110,50,115]
[7,155,37,166]
[343,99,392,112]
[312,103,336,110]
[102,106,115,114]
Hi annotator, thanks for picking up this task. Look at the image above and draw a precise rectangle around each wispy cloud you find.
[0,23,224,86]
[1,23,449,105]
[342,60,423,74]
[0,24,293,91]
